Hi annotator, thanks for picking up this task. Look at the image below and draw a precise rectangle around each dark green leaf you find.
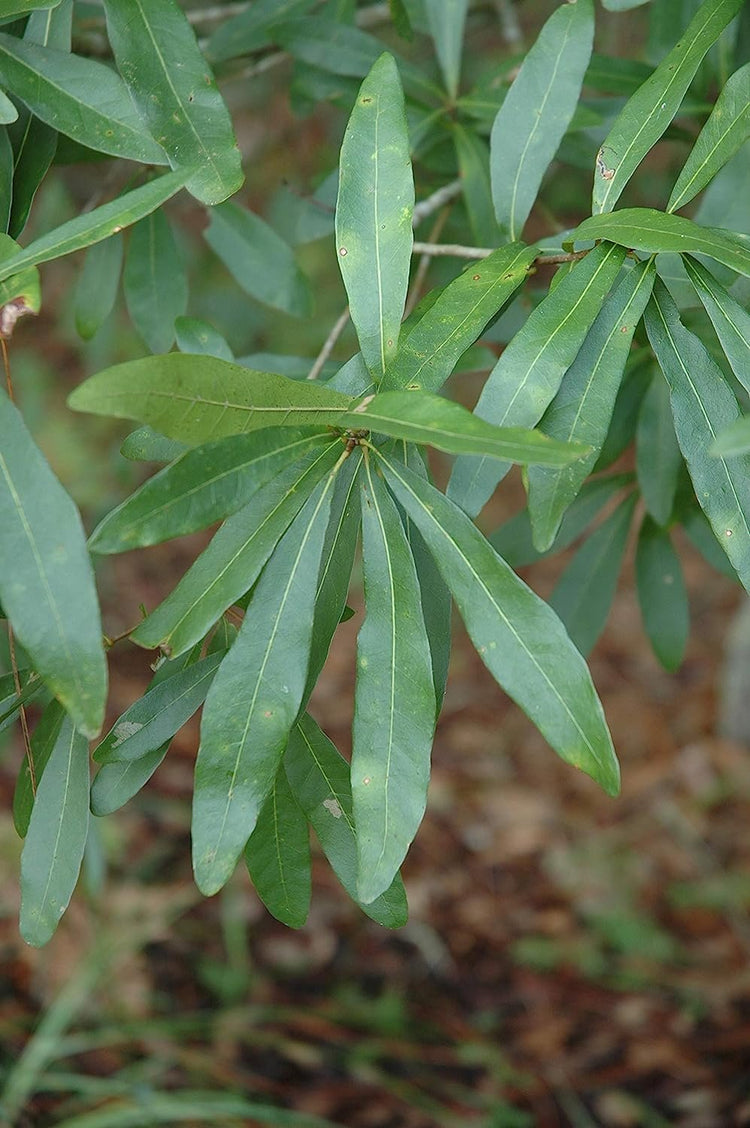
[0,390,106,737]
[193,472,336,895]
[102,0,243,205]
[683,256,750,394]
[285,713,408,928]
[206,0,316,63]
[0,127,11,231]
[636,371,683,525]
[74,234,123,341]
[682,504,739,579]
[377,450,620,796]
[123,211,187,354]
[245,767,311,928]
[636,517,689,671]
[644,279,750,589]
[424,0,468,99]
[490,0,594,240]
[90,745,168,817]
[12,698,64,837]
[449,242,626,517]
[593,0,744,213]
[593,355,654,471]
[336,54,414,381]
[451,124,497,246]
[19,715,89,946]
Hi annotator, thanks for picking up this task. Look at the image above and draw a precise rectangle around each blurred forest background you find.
[2,1,750,1125]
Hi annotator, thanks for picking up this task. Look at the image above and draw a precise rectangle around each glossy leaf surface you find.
[245,768,311,928]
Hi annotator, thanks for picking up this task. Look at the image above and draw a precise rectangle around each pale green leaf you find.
[123,211,187,353]
[424,0,468,99]
[90,746,168,817]
[245,767,311,928]
[683,256,750,394]
[451,124,497,246]
[175,316,234,362]
[119,426,188,464]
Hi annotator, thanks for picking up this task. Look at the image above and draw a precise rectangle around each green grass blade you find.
[245,766,311,928]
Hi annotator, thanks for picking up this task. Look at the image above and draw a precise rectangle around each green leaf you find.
[549,492,637,656]
[204,202,312,318]
[130,442,341,657]
[68,354,354,444]
[0,231,40,320]
[707,416,750,455]
[667,62,750,213]
[593,0,744,213]
[123,211,187,354]
[119,426,188,464]
[636,372,683,525]
[526,259,656,551]
[345,391,588,465]
[682,503,739,579]
[193,472,337,895]
[424,0,468,99]
[0,127,11,232]
[284,713,408,928]
[13,699,64,837]
[0,2,63,14]
[490,0,594,241]
[594,355,654,471]
[0,33,168,163]
[377,450,619,794]
[636,517,689,671]
[0,170,188,283]
[74,234,123,341]
[175,316,234,362]
[351,456,435,903]
[448,242,626,517]
[336,54,414,381]
[451,124,497,246]
[19,715,89,946]
[205,0,316,62]
[0,390,106,737]
[90,745,168,817]
[683,256,750,394]
[644,279,750,589]
[102,0,243,206]
[381,243,537,394]
[90,428,332,554]
[570,209,750,278]
[245,767,311,928]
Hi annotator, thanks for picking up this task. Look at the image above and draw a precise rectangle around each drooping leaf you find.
[130,442,341,657]
[644,279,750,590]
[19,715,89,947]
[74,234,123,341]
[0,33,168,163]
[636,371,683,525]
[175,316,234,362]
[0,390,106,737]
[204,202,312,318]
[593,0,744,213]
[0,170,188,283]
[68,354,354,444]
[13,698,64,837]
[90,428,332,554]
[381,243,537,394]
[636,517,689,671]
[205,0,316,62]
[490,0,594,240]
[351,456,435,903]
[569,209,750,278]
[683,256,750,394]
[90,745,169,817]
[336,53,414,381]
[549,492,637,656]
[102,0,243,205]
[526,260,655,551]
[448,242,626,517]
[667,62,750,212]
[284,713,408,928]
[245,767,311,928]
[123,211,187,354]
[424,0,468,99]
[193,472,336,895]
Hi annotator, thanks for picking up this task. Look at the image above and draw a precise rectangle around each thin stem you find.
[411,240,590,265]
[412,180,462,227]
[307,306,351,380]
[405,206,451,317]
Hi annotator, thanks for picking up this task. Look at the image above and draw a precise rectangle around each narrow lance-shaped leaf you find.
[636,371,683,526]
[381,243,537,394]
[68,354,354,444]
[593,0,744,213]
[102,0,243,206]
[245,766,311,929]
[130,442,342,657]
[124,211,187,354]
[336,53,414,381]
[667,62,750,213]
[13,699,64,837]
[424,0,468,100]
[491,0,594,240]
[526,258,655,551]
[549,492,637,657]
[0,390,106,737]
[193,470,338,895]
[452,125,497,246]
[0,34,168,163]
[285,713,409,928]
[376,449,620,796]
[636,517,689,672]
[89,428,332,554]
[352,455,436,903]
[90,745,169,817]
[569,209,750,279]
[19,716,89,947]
[644,279,750,591]
[74,234,123,341]
[449,241,626,518]
[683,256,750,395]
[0,170,188,284]
[205,0,316,63]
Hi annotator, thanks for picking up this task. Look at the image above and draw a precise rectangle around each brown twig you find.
[405,206,451,318]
